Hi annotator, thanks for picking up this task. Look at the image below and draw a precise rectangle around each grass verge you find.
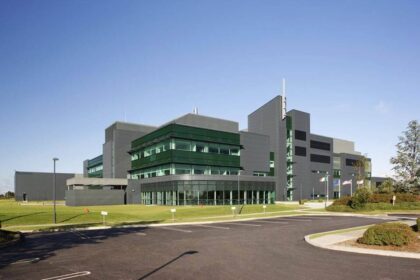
[0,199,306,231]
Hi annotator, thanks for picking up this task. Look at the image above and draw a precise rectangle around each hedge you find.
[358,223,416,246]
[327,202,420,212]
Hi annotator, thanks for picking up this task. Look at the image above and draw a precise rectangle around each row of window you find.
[294,129,331,152]
[130,164,240,179]
[131,139,240,160]
[253,172,268,177]
[88,165,103,173]
[310,140,330,151]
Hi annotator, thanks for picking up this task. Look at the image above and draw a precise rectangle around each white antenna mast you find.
[281,78,287,120]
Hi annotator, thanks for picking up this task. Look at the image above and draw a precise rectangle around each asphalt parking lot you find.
[0,216,419,280]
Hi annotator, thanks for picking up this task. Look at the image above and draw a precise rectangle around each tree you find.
[351,187,371,209]
[5,191,14,198]
[376,179,394,194]
[390,120,419,193]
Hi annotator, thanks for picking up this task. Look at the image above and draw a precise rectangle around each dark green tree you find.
[390,120,419,193]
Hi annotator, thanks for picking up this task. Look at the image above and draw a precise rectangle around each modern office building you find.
[248,96,371,201]
[126,114,276,205]
[15,94,380,205]
[83,121,156,179]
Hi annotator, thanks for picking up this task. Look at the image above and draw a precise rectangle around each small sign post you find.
[231,206,236,217]
[101,211,108,225]
[171,208,176,222]
[392,195,396,206]
[263,205,267,214]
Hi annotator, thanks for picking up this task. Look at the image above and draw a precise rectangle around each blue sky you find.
[0,0,419,193]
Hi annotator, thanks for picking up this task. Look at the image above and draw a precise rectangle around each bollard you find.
[171,208,176,222]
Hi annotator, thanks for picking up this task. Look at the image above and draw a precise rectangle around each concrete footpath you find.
[305,220,420,260]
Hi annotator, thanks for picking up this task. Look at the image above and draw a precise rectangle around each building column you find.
[173,191,176,205]
[256,191,259,204]
[184,191,186,206]
[214,190,217,205]
[263,191,266,204]
[244,191,247,205]
[230,191,233,205]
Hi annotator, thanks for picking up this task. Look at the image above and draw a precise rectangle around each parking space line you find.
[252,220,289,224]
[303,217,331,220]
[41,271,91,280]
[159,227,192,233]
[193,224,230,230]
[71,231,90,240]
[278,218,312,222]
[11,257,40,265]
[224,222,261,227]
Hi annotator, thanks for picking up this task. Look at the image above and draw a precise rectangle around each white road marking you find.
[253,220,289,224]
[11,257,40,264]
[303,217,331,220]
[159,227,192,233]
[136,232,147,236]
[41,271,91,280]
[224,222,261,227]
[193,224,230,230]
[278,218,312,222]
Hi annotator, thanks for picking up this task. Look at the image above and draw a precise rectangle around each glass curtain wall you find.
[140,180,275,206]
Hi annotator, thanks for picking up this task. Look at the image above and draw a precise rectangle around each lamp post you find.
[237,170,241,205]
[53,157,59,224]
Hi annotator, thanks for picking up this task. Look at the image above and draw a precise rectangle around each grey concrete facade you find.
[102,122,155,178]
[15,171,75,201]
[248,96,287,201]
[240,131,270,176]
[163,113,239,133]
[65,189,125,206]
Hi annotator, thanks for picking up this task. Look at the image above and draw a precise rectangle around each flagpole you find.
[350,180,353,196]
[326,174,329,207]
[338,179,341,198]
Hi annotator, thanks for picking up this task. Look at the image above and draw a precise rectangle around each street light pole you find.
[53,157,59,224]
[237,170,240,205]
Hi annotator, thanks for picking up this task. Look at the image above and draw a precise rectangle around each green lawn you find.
[0,199,304,231]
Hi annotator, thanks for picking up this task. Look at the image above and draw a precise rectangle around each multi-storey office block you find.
[127,114,276,205]
[83,121,156,179]
[83,155,103,178]
[249,96,373,201]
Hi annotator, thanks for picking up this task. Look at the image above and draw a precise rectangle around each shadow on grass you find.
[59,214,86,224]
[0,221,160,269]
[0,212,45,223]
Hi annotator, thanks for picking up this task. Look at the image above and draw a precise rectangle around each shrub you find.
[331,196,352,206]
[351,187,371,209]
[395,193,420,202]
[358,223,416,246]
[326,205,354,212]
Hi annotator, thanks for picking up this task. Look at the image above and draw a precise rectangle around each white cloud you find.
[374,100,389,114]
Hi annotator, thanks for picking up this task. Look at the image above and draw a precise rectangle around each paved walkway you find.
[305,220,420,259]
